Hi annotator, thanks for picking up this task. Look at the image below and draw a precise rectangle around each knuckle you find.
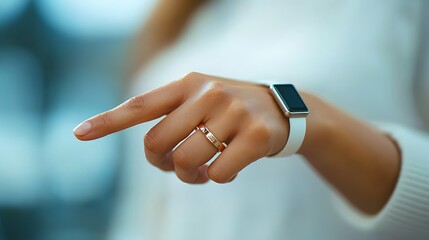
[247,122,272,156]
[250,121,271,142]
[180,71,203,84]
[158,157,175,172]
[97,112,112,128]
[184,71,202,79]
[144,130,161,153]
[228,100,250,118]
[172,148,192,170]
[144,150,174,171]
[201,81,231,103]
[123,96,146,111]
[207,167,230,184]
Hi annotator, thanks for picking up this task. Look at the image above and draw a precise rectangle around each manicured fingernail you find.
[73,121,92,136]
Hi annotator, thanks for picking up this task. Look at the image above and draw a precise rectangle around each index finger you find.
[73,80,186,141]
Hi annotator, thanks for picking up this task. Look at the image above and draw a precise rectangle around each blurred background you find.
[1,0,429,239]
[0,0,155,239]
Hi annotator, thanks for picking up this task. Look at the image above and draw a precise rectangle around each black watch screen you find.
[271,84,308,116]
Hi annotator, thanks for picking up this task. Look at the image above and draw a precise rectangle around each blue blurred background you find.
[0,0,154,239]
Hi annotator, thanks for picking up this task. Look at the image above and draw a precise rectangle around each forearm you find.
[128,0,208,78]
[299,93,401,215]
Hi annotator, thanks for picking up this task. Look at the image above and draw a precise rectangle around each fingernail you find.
[228,174,237,182]
[73,121,92,136]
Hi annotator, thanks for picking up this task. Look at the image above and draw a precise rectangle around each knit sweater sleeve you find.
[332,123,429,239]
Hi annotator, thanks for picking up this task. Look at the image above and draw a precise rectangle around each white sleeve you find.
[333,7,429,239]
[332,123,429,239]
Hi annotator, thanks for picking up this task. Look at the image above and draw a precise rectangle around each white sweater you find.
[109,1,429,239]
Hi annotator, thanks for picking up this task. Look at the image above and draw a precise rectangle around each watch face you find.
[271,84,309,117]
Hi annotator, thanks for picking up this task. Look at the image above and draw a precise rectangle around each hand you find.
[73,72,291,184]
[74,71,401,214]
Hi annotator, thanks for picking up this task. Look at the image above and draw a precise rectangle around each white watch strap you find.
[269,117,306,158]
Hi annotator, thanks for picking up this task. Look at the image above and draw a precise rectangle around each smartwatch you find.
[268,84,309,157]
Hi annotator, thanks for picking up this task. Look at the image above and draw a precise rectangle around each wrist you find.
[297,93,335,158]
[267,84,309,157]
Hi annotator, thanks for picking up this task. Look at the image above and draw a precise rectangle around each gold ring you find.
[196,123,227,152]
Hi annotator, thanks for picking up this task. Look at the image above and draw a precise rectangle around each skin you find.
[73,72,400,215]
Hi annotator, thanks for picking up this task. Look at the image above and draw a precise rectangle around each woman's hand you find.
[74,72,291,184]
[73,72,401,215]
